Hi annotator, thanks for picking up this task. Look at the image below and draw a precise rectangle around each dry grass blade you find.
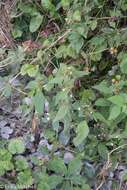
[0,0,18,48]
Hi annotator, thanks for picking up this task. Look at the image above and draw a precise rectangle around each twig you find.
[11,85,27,95]
[90,15,127,21]
[96,143,127,190]
[9,72,21,84]
[44,29,71,52]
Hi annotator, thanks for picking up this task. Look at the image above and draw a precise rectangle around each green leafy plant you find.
[1,0,127,189]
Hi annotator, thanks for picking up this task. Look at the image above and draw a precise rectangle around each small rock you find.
[64,152,74,163]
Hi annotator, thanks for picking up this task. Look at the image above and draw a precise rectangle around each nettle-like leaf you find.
[73,120,89,146]
[48,175,63,189]
[68,158,82,176]
[48,158,67,175]
[15,156,29,171]
[69,32,84,53]
[98,144,108,160]
[73,10,81,22]
[17,170,33,187]
[18,3,38,16]
[37,182,50,190]
[30,14,43,33]
[108,105,121,120]
[0,149,13,176]
[108,95,125,107]
[93,81,112,95]
[8,138,25,154]
[61,0,71,8]
[95,98,110,107]
[54,104,69,122]
[21,64,39,77]
[41,0,56,15]
[33,91,45,114]
[93,112,110,126]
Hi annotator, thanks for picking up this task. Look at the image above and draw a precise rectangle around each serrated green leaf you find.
[48,158,67,175]
[30,14,43,33]
[33,91,45,114]
[120,55,127,74]
[54,104,69,122]
[61,0,71,8]
[93,81,112,94]
[68,158,82,176]
[98,144,108,160]
[109,105,121,120]
[15,157,29,171]
[73,121,89,146]
[48,175,63,189]
[73,10,81,22]
[17,170,33,187]
[108,95,125,107]
[8,138,25,154]
[38,183,50,190]
[69,32,84,53]
[21,64,39,77]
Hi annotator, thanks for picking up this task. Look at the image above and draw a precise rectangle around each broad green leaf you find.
[69,32,84,53]
[15,157,29,171]
[98,144,108,160]
[120,54,127,74]
[54,104,69,122]
[70,175,83,185]
[0,160,14,176]
[91,20,97,31]
[30,14,43,33]
[41,0,53,9]
[17,170,33,187]
[93,81,112,94]
[8,138,25,154]
[0,149,13,176]
[41,0,56,14]
[109,105,121,120]
[12,27,23,38]
[18,3,38,16]
[95,98,110,107]
[37,182,51,190]
[73,10,81,22]
[48,175,63,189]
[21,64,39,77]
[48,158,67,175]
[92,112,109,125]
[68,158,82,176]
[38,182,50,190]
[108,95,125,107]
[82,184,91,190]
[33,91,45,114]
[61,0,71,8]
[73,121,89,146]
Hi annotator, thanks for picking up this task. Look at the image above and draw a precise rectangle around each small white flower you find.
[47,117,50,121]
[43,84,47,89]
[78,107,81,111]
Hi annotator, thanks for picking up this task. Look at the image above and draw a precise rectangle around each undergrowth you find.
[1,0,127,189]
